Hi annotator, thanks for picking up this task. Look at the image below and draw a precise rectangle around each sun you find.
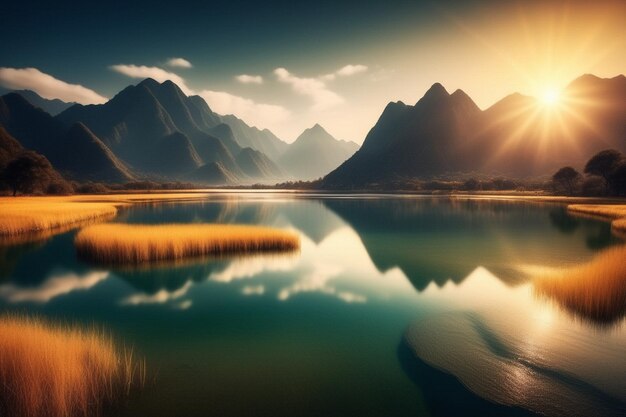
[540,88,561,106]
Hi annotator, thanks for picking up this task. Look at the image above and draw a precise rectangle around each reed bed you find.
[0,193,215,240]
[75,223,300,265]
[0,199,119,237]
[567,204,626,235]
[0,315,145,417]
[534,245,626,325]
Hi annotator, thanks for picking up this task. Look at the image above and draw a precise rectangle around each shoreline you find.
[1,191,625,239]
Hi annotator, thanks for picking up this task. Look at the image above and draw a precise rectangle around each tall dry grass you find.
[0,193,216,239]
[0,200,118,237]
[0,315,145,417]
[567,204,626,235]
[75,223,300,265]
[534,245,626,325]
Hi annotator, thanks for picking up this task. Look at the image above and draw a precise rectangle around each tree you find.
[552,166,581,196]
[609,161,626,197]
[1,151,57,196]
[584,149,623,195]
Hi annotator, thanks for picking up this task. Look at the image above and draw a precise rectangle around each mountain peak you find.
[309,123,326,133]
[450,89,481,113]
[138,78,160,89]
[425,82,449,97]
[417,83,450,105]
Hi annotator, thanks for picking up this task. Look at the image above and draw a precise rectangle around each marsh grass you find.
[0,193,216,240]
[0,200,119,237]
[0,315,145,417]
[534,245,626,325]
[568,204,626,235]
[75,223,300,265]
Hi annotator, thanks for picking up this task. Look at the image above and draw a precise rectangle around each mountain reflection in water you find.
[0,195,623,417]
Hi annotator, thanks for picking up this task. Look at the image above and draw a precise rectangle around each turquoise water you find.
[1,194,624,417]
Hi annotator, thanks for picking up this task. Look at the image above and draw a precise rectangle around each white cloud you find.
[166,57,193,68]
[121,281,192,307]
[235,74,263,84]
[198,89,290,128]
[274,67,344,110]
[0,271,109,303]
[111,63,289,131]
[109,64,193,94]
[242,285,265,295]
[336,64,368,77]
[321,64,369,81]
[0,67,108,104]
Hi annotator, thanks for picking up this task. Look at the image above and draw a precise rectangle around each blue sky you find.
[1,0,624,142]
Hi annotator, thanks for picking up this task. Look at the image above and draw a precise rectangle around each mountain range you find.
[322,74,626,188]
[0,79,358,185]
[1,74,623,188]
[278,124,358,180]
[0,87,74,115]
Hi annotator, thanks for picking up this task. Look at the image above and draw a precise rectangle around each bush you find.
[46,181,74,195]
[76,183,110,194]
[581,176,606,197]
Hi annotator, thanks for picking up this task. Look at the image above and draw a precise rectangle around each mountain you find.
[56,79,285,184]
[0,125,68,194]
[0,93,132,182]
[56,123,134,182]
[0,87,73,115]
[235,147,284,179]
[322,74,626,187]
[0,126,25,169]
[220,114,288,161]
[278,124,359,180]
[186,161,239,185]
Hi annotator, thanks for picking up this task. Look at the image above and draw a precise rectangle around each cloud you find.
[242,285,265,296]
[111,63,289,130]
[166,57,192,68]
[274,67,343,110]
[109,64,193,94]
[321,64,369,81]
[0,271,109,303]
[235,74,263,84]
[121,281,192,307]
[0,67,108,104]
[336,64,368,77]
[276,264,366,304]
[198,89,290,128]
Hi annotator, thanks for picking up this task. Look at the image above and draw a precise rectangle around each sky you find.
[1,0,624,143]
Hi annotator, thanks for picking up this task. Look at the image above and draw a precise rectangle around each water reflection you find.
[325,198,619,290]
[0,270,108,303]
[403,267,626,417]
[0,196,620,308]
[0,195,624,417]
[533,245,626,326]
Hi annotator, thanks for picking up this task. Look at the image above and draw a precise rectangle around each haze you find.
[1,0,624,142]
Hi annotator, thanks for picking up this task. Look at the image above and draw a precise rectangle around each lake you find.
[1,193,624,417]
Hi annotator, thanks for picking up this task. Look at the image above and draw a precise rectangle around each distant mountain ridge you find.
[0,93,133,182]
[279,124,359,180]
[0,87,74,115]
[322,74,626,188]
[1,78,364,184]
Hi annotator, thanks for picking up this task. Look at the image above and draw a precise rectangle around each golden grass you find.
[0,193,216,240]
[567,204,626,235]
[0,315,145,417]
[534,245,626,325]
[0,201,118,237]
[75,223,300,265]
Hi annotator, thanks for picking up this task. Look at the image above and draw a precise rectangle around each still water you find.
[1,194,625,417]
